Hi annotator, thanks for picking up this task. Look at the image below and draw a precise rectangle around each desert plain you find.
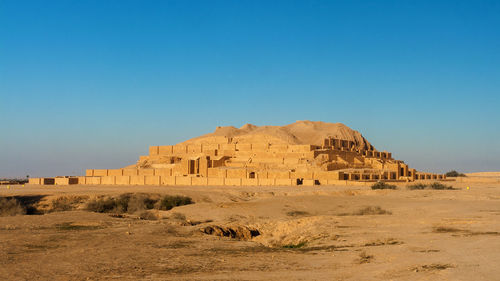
[1,173,499,281]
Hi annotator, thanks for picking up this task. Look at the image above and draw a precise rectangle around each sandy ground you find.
[1,178,500,281]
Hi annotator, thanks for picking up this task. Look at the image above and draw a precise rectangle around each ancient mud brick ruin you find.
[30,121,445,186]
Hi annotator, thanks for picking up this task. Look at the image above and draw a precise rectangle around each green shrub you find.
[86,194,193,214]
[155,195,193,211]
[445,170,466,177]
[371,182,396,190]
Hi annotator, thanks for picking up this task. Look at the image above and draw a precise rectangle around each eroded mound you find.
[182,120,373,150]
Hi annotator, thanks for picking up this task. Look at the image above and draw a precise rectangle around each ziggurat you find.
[30,121,446,186]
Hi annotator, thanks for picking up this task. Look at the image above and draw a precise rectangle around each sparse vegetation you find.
[371,182,396,190]
[433,226,500,236]
[155,195,193,211]
[49,196,88,212]
[429,182,453,190]
[433,226,461,233]
[407,182,454,190]
[282,241,307,249]
[445,170,466,177]
[339,206,392,216]
[407,183,427,190]
[286,210,310,217]
[55,222,103,231]
[357,251,374,264]
[85,193,193,214]
[364,238,402,246]
[0,197,26,216]
[412,263,454,272]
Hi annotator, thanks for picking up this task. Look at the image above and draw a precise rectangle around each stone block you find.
[54,178,70,185]
[302,179,315,186]
[122,169,138,176]
[258,178,275,186]
[77,176,86,185]
[145,175,160,185]
[275,179,293,186]
[236,143,252,151]
[161,176,175,186]
[115,176,130,185]
[149,146,159,155]
[202,144,219,152]
[159,145,173,155]
[108,169,123,176]
[291,171,314,180]
[192,177,208,186]
[101,176,116,185]
[130,175,145,185]
[86,169,94,176]
[208,178,225,186]
[224,178,241,186]
[93,169,108,177]
[173,145,187,154]
[267,171,290,179]
[138,169,155,176]
[154,168,172,177]
[287,145,313,152]
[175,176,192,186]
[241,178,258,186]
[86,177,101,185]
[187,144,202,153]
[284,158,300,164]
[269,144,288,152]
[226,169,247,178]
[29,178,41,185]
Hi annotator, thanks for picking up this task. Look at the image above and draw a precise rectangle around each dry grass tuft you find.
[0,197,26,216]
[412,263,454,272]
[282,241,307,249]
[286,210,310,217]
[357,251,374,264]
[339,206,392,216]
[49,196,88,212]
[371,182,397,190]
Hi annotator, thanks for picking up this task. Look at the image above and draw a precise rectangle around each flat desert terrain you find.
[1,176,500,280]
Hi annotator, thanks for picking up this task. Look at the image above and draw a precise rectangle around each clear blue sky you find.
[1,0,499,178]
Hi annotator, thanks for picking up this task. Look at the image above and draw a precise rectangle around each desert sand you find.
[1,176,499,280]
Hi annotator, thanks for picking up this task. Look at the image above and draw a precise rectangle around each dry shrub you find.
[407,183,427,190]
[357,251,374,264]
[282,241,307,249]
[407,182,454,190]
[155,195,192,211]
[371,182,396,190]
[429,182,453,190]
[138,211,158,220]
[354,206,392,215]
[286,210,310,217]
[86,193,193,214]
[0,197,26,216]
[339,206,392,216]
[49,196,88,212]
[412,263,454,272]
